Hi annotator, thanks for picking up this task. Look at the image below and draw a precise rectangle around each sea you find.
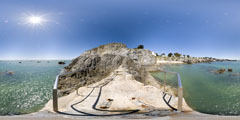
[1,60,240,116]
[151,61,240,115]
[0,60,70,115]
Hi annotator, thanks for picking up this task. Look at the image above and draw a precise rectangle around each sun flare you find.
[26,15,46,26]
[29,16,42,24]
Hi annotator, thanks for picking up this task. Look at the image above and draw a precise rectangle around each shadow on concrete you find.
[57,76,139,116]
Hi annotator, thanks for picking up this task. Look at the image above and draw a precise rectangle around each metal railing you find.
[53,75,59,112]
[53,70,77,112]
[159,70,183,112]
[53,69,183,112]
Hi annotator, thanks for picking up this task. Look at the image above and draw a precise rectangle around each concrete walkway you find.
[47,66,186,116]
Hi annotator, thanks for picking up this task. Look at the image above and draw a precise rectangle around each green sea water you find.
[151,61,240,115]
[0,60,70,115]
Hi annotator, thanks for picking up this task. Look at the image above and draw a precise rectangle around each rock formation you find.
[58,61,66,65]
[6,71,14,75]
[58,43,156,96]
[214,69,226,74]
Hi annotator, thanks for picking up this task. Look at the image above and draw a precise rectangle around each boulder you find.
[184,60,192,64]
[215,69,226,74]
[6,71,14,75]
[58,61,66,65]
[228,69,233,72]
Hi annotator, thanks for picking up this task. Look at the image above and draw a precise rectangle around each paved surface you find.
[1,112,240,120]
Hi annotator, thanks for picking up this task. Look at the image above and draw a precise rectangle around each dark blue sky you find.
[0,0,239,60]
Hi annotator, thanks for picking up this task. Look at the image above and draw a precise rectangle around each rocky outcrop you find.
[74,43,156,66]
[58,43,155,96]
[58,61,66,65]
[214,69,226,74]
[156,56,235,64]
[6,71,14,75]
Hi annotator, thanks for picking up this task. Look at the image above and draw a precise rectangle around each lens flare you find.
[28,16,42,24]
[26,15,47,26]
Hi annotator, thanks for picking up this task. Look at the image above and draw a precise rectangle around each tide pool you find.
[151,61,240,115]
[0,60,70,115]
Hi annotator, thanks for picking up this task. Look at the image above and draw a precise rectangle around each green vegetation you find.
[168,53,173,57]
[137,45,144,49]
[174,52,181,57]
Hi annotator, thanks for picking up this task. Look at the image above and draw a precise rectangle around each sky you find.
[0,0,240,60]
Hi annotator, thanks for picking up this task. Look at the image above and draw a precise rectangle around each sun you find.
[29,16,42,24]
[26,15,46,26]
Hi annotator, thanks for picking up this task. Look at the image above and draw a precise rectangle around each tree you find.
[187,55,190,58]
[137,45,144,49]
[168,53,173,57]
[174,52,181,57]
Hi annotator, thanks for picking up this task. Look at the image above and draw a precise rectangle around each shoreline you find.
[156,60,239,65]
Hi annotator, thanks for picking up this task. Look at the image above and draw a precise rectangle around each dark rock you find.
[19,62,22,63]
[184,60,192,64]
[228,69,233,72]
[107,98,114,102]
[6,71,14,75]
[58,61,66,65]
[215,69,226,74]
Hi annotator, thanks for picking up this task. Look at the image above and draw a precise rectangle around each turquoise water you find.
[0,60,70,115]
[151,61,240,115]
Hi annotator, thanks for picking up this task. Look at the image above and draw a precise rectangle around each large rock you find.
[58,43,154,96]
[74,43,156,66]
[214,69,226,74]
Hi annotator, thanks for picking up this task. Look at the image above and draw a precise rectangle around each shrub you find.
[174,53,181,57]
[168,53,173,57]
[137,45,144,49]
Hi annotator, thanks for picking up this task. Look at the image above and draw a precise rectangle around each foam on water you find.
[0,60,70,115]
